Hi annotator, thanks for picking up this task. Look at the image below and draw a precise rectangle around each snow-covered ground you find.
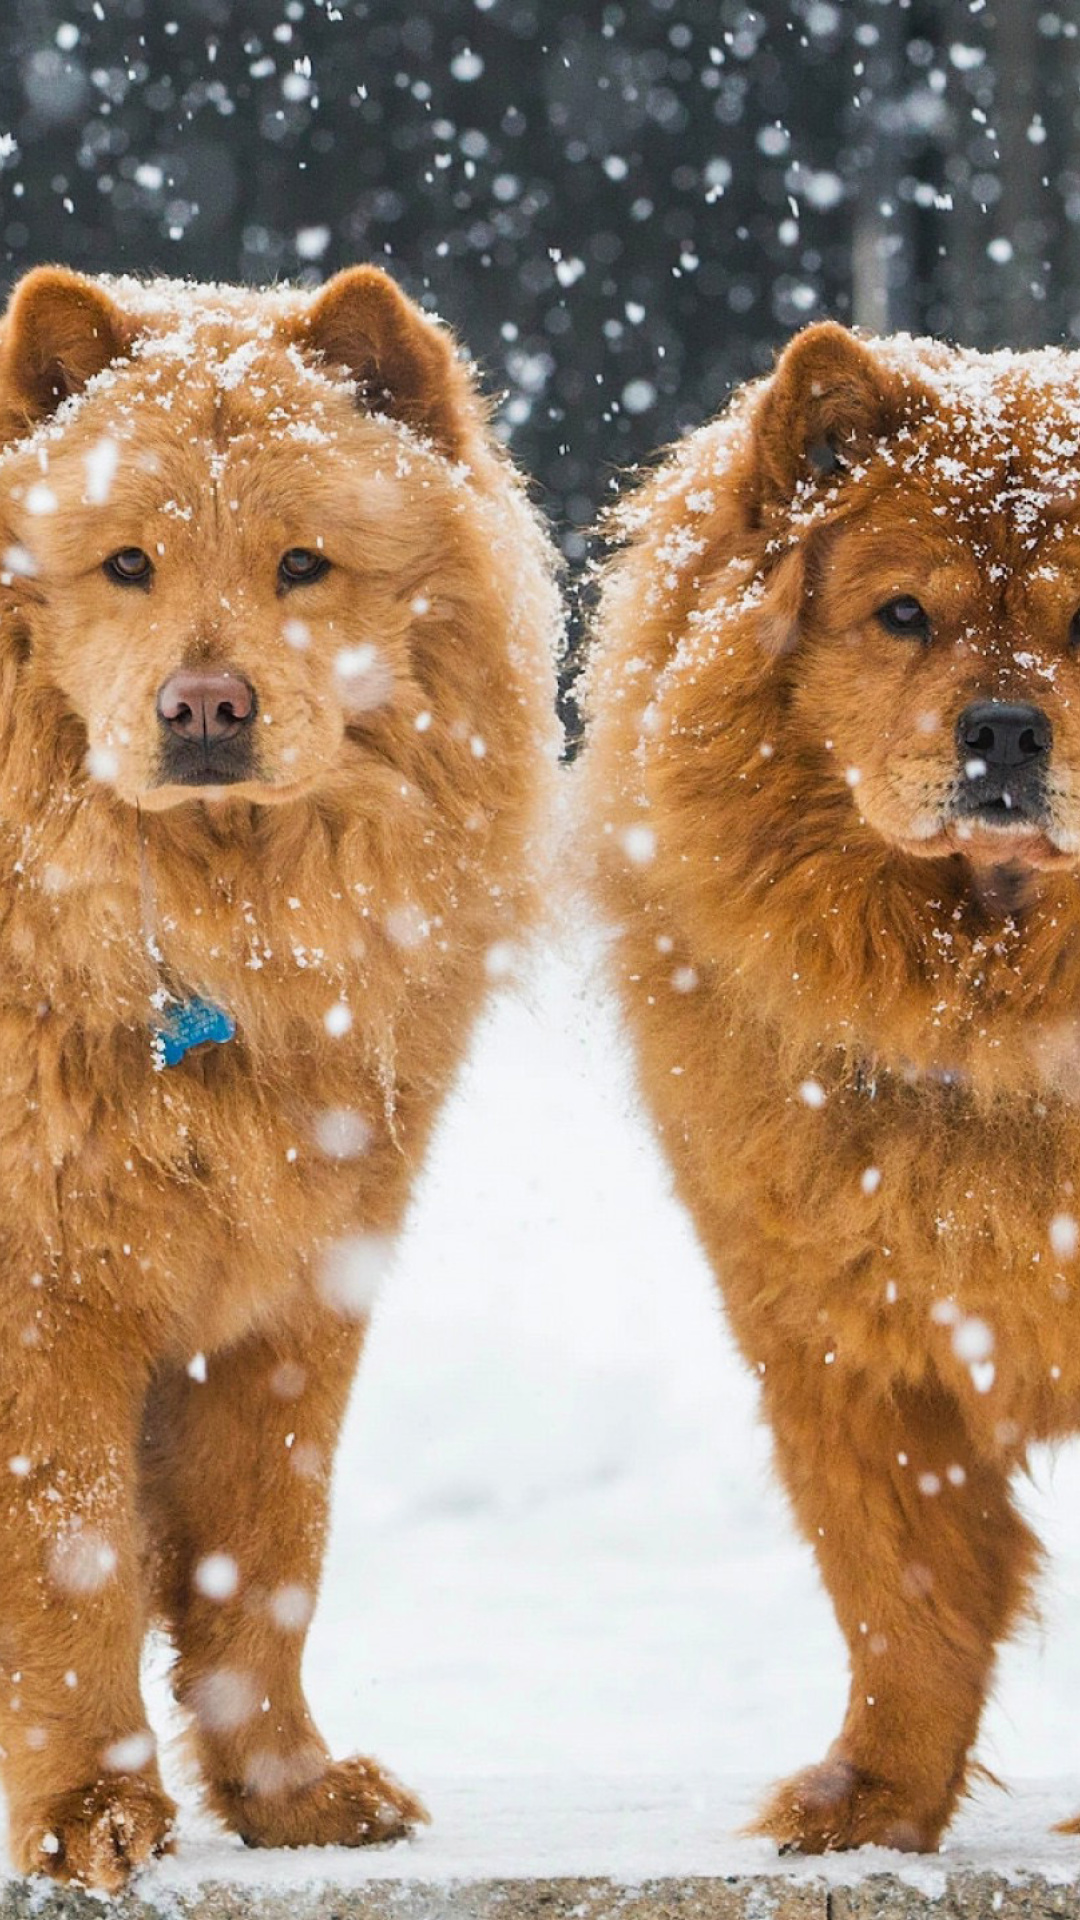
[10,927,1080,1887]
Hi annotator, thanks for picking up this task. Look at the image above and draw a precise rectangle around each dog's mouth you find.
[945,820,1066,863]
[154,734,258,791]
[934,811,1075,877]
[939,759,1065,862]
[966,795,1033,822]
[893,786,1075,873]
[140,763,320,813]
[159,766,251,789]
[950,788,1049,832]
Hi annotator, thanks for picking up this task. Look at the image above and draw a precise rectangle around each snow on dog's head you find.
[0,263,521,812]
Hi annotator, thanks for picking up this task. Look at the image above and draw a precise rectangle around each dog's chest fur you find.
[0,798,484,1356]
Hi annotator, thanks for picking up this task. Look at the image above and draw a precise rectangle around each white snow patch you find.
[319,1233,394,1318]
[335,644,395,713]
[1051,1213,1079,1260]
[49,1528,117,1596]
[450,48,484,80]
[1,544,37,579]
[85,744,119,783]
[83,436,119,505]
[24,483,57,516]
[296,224,332,261]
[102,1730,156,1773]
[621,824,657,865]
[194,1553,239,1601]
[952,1316,994,1364]
[622,379,657,416]
[312,1107,371,1160]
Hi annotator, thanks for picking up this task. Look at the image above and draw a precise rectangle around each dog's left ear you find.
[0,267,131,438]
[750,322,909,518]
[295,266,473,458]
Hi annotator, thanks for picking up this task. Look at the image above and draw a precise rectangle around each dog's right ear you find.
[750,323,907,518]
[0,267,130,436]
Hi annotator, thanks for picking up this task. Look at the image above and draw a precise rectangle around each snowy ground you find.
[8,930,1080,1888]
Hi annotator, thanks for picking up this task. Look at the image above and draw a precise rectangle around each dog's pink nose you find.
[156,670,255,741]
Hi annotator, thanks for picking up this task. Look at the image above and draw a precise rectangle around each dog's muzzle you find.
[155,667,257,787]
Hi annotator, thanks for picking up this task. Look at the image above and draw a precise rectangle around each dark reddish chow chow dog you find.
[583,319,1080,1852]
[0,264,558,1889]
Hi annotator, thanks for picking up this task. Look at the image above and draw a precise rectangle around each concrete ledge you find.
[3,1875,1080,1919]
[6,1777,1080,1917]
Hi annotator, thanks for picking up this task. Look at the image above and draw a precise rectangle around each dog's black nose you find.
[956,702,1051,771]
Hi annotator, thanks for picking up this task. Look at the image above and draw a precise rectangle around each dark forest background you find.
[1,0,1078,709]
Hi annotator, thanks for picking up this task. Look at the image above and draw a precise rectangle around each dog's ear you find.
[751,322,906,516]
[0,267,130,434]
[296,266,472,458]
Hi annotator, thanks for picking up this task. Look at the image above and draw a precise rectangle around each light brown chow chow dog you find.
[0,263,558,1889]
[583,320,1080,1853]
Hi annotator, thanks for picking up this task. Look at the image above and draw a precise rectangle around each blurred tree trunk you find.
[990,0,1046,346]
[850,3,918,334]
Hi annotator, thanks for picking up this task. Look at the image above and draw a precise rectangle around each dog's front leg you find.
[749,1351,1038,1853]
[141,1297,426,1849]
[0,1315,175,1888]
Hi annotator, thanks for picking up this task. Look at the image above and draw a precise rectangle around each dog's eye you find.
[279,548,329,588]
[1070,608,1080,648]
[876,595,930,640]
[104,547,153,588]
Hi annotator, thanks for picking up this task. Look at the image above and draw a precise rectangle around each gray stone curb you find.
[3,1875,1080,1919]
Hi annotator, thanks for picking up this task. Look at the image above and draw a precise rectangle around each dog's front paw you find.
[213,1751,428,1849]
[752,1756,944,1854]
[14,1775,177,1891]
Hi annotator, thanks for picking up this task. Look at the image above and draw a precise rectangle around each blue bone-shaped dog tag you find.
[151,996,236,1070]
